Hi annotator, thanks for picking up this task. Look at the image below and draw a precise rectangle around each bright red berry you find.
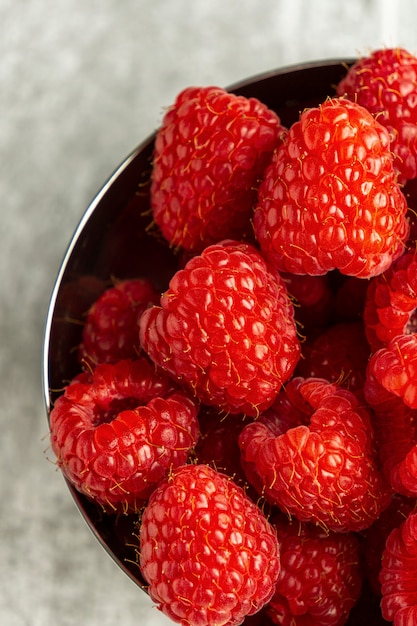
[267,514,362,626]
[366,333,417,409]
[150,85,286,252]
[364,250,417,352]
[380,510,417,624]
[337,48,417,183]
[49,358,199,512]
[139,463,280,626]
[361,493,416,596]
[253,97,409,279]
[139,240,300,417]
[78,278,160,369]
[364,358,417,497]
[238,377,391,532]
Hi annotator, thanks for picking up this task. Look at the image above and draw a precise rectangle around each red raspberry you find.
[366,334,417,409]
[364,361,417,497]
[138,463,280,626]
[237,375,313,499]
[380,510,417,624]
[364,250,417,352]
[336,48,417,183]
[296,321,370,392]
[267,514,362,626]
[253,97,409,279]
[361,493,416,596]
[78,278,160,369]
[238,377,391,532]
[150,85,286,252]
[139,240,300,417]
[49,358,199,512]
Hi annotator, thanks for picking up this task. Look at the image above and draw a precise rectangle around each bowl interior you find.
[43,59,352,590]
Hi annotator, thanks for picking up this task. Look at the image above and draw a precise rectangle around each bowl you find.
[42,59,355,596]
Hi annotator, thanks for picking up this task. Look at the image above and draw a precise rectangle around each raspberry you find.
[78,278,160,369]
[361,493,416,596]
[380,510,417,624]
[364,361,417,497]
[49,358,199,512]
[49,64,417,623]
[267,514,362,626]
[238,377,391,532]
[139,240,300,417]
[253,97,409,278]
[296,321,370,392]
[138,463,280,626]
[336,48,417,183]
[366,334,417,409]
[364,250,417,352]
[237,377,312,500]
[150,85,286,252]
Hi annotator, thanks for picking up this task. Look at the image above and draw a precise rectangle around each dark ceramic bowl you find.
[43,59,358,597]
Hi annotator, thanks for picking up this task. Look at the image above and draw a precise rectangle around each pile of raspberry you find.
[49,48,417,626]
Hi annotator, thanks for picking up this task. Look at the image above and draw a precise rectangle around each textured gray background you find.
[1,1,416,624]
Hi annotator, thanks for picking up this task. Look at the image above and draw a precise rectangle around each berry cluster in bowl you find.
[45,48,417,625]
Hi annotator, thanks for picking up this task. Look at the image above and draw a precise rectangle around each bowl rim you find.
[41,56,355,591]
[42,140,150,412]
[42,56,357,411]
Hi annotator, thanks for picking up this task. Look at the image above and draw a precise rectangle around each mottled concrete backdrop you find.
[1,1,416,624]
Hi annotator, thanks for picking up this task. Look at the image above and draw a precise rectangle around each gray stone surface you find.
[1,1,416,624]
